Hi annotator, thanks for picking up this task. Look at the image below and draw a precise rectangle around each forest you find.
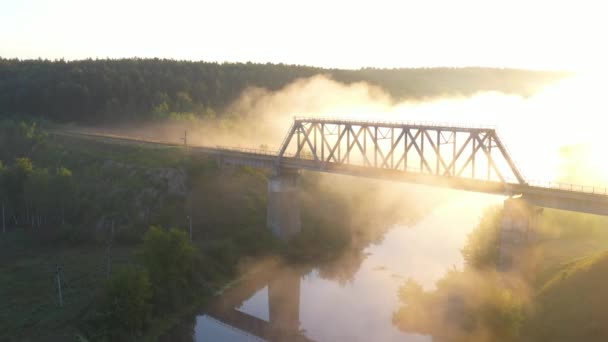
[0,58,569,123]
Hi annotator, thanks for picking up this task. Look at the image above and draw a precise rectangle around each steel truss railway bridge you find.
[60,117,608,265]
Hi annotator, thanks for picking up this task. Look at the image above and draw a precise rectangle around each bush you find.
[461,206,503,269]
[140,226,201,310]
[56,222,93,245]
[97,266,152,339]
[393,271,524,341]
[393,207,526,341]
[114,225,144,245]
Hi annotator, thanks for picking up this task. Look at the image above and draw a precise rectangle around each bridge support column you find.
[499,198,541,271]
[267,169,301,240]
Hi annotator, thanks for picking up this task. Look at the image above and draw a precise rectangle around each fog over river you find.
[167,191,503,342]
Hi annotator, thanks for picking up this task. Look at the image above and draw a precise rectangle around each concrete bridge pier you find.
[498,197,542,271]
[267,168,301,240]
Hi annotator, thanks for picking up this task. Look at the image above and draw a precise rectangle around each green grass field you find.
[0,231,137,341]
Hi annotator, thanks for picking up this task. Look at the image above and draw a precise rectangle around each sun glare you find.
[292,71,608,187]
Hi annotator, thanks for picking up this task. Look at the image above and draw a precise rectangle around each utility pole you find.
[2,202,5,234]
[106,220,114,278]
[181,130,188,147]
[56,265,63,307]
[187,215,192,241]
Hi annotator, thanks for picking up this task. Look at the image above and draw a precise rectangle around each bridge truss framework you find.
[279,117,526,185]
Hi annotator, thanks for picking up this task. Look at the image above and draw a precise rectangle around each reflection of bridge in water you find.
[201,265,310,342]
[58,116,608,269]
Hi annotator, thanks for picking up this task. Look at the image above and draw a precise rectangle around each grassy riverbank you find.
[0,231,132,341]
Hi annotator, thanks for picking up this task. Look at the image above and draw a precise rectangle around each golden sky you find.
[1,0,606,70]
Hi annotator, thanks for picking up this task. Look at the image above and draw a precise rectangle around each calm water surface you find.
[175,192,502,341]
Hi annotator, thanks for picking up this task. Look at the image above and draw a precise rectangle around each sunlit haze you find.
[2,0,607,71]
[187,71,608,187]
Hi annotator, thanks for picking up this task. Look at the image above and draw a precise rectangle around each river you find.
[170,191,503,341]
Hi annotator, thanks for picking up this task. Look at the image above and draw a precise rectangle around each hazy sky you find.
[1,0,605,70]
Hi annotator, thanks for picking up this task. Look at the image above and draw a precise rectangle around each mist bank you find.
[71,67,607,192]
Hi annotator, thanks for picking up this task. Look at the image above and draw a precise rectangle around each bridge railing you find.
[525,179,608,195]
[214,145,280,157]
[294,116,498,130]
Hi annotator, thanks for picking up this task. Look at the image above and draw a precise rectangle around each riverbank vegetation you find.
[393,206,526,341]
[393,205,608,341]
[89,227,204,341]
[0,119,276,341]
[523,250,608,341]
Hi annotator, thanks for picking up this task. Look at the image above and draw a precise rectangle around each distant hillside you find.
[0,58,569,123]
[525,251,608,341]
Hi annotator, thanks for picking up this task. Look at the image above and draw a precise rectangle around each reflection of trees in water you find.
[165,171,445,338]
[299,173,439,284]
[392,209,526,342]
[393,269,525,342]
[158,314,196,342]
[314,219,407,286]
[316,248,367,286]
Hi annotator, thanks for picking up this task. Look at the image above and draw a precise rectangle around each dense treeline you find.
[0,122,75,233]
[0,58,569,123]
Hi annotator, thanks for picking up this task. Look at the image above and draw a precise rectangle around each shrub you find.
[56,222,93,245]
[97,266,152,339]
[461,206,503,269]
[393,271,524,341]
[140,226,201,310]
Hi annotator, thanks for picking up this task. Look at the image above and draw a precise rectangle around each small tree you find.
[53,167,74,224]
[98,266,152,338]
[24,167,52,227]
[140,226,200,310]
[0,161,6,233]
[4,157,33,224]
[175,91,194,113]
[461,206,503,270]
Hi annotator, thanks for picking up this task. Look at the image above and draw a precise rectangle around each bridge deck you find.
[52,129,608,216]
